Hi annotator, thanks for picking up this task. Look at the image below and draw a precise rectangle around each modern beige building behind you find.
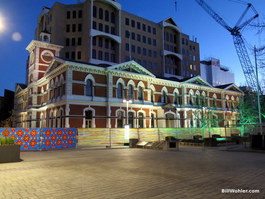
[35,0,200,83]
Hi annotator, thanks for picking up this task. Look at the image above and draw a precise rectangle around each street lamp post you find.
[123,99,132,125]
[123,99,132,143]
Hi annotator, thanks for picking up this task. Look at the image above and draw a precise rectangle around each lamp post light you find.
[123,99,132,143]
[123,99,132,125]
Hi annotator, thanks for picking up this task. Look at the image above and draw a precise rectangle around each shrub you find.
[0,137,15,145]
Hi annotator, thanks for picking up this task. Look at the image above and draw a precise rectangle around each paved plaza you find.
[0,146,264,199]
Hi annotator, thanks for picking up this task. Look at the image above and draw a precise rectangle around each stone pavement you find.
[0,146,264,199]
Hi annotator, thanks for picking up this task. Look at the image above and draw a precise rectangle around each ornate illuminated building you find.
[14,0,243,128]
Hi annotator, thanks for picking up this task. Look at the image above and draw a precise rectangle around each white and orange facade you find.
[14,40,243,129]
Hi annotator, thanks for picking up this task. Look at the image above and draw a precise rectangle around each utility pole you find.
[254,46,264,147]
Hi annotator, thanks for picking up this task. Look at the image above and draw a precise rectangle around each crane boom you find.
[195,0,260,92]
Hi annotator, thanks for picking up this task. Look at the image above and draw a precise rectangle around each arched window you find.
[138,87,144,101]
[138,112,144,128]
[117,83,123,98]
[99,8,103,19]
[128,112,134,128]
[93,6,97,18]
[196,94,200,106]
[111,12,115,24]
[151,113,155,128]
[105,10,109,21]
[85,110,93,128]
[128,85,134,100]
[213,95,217,108]
[59,109,64,128]
[174,93,179,105]
[151,90,155,103]
[117,111,124,128]
[166,113,174,128]
[85,79,93,96]
[162,91,167,103]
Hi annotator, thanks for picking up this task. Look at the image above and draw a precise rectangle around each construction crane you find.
[195,0,260,92]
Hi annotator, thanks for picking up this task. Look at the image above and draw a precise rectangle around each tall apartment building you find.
[34,0,200,84]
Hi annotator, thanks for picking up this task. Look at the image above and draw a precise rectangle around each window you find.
[138,112,144,128]
[92,49,96,59]
[148,26,151,33]
[117,111,124,128]
[85,110,93,128]
[99,38,103,47]
[148,37,151,45]
[137,22,141,29]
[65,52,69,59]
[111,26,115,35]
[72,10,76,19]
[174,93,179,105]
[125,18,129,25]
[105,39,109,49]
[72,24,76,32]
[67,11,71,19]
[128,85,134,100]
[104,52,109,61]
[72,38,76,46]
[99,8,103,19]
[138,87,144,101]
[78,10,82,18]
[137,34,141,42]
[148,49,152,57]
[111,12,115,23]
[131,20,135,27]
[111,40,115,50]
[93,6,97,18]
[92,37,96,46]
[111,54,115,62]
[153,39,157,46]
[143,48,147,56]
[153,27,156,35]
[125,30,130,38]
[78,37,82,45]
[137,46,141,54]
[126,43,129,51]
[98,50,103,60]
[85,80,93,96]
[142,24,146,31]
[77,51,81,59]
[132,45,135,53]
[93,21,97,29]
[71,52,75,59]
[78,24,82,32]
[151,90,155,103]
[99,23,103,31]
[131,32,135,40]
[117,83,123,98]
[162,91,167,103]
[105,25,109,33]
[151,113,155,128]
[128,112,134,128]
[105,10,109,21]
[142,36,146,43]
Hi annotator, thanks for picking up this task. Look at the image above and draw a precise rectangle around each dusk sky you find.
[0,0,264,96]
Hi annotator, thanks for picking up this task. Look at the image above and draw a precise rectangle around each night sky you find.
[0,0,264,96]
